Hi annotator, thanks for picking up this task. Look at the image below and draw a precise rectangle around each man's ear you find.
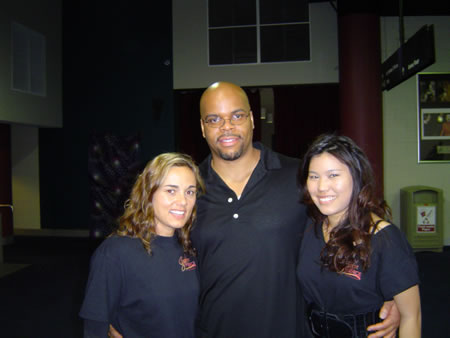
[200,119,206,138]
[250,111,255,129]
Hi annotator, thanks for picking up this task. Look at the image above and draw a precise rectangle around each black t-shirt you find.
[191,143,309,338]
[297,224,420,314]
[79,235,199,338]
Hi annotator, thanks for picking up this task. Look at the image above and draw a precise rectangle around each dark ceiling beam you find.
[309,0,450,16]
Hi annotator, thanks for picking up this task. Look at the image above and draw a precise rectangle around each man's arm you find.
[367,300,400,338]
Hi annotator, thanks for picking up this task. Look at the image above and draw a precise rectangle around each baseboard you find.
[13,228,90,238]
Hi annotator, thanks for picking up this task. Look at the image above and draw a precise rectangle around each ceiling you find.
[310,0,450,16]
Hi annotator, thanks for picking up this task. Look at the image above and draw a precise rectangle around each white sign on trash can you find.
[416,205,436,233]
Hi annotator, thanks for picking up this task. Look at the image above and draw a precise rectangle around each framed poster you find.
[417,72,450,163]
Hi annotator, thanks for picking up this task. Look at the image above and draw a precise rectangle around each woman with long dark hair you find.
[297,134,421,338]
[80,153,205,337]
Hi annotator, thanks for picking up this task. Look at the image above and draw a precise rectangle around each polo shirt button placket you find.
[227,197,239,219]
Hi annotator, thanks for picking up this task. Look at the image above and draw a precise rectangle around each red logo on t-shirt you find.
[179,256,197,271]
[341,264,362,280]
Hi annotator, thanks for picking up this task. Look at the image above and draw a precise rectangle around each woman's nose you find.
[318,178,328,191]
[176,192,187,205]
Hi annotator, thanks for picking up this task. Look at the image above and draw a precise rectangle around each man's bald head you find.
[199,81,255,162]
[200,82,250,117]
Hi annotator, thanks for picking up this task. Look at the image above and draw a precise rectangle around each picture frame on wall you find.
[417,72,450,163]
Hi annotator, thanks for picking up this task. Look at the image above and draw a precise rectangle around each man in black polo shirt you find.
[191,82,400,338]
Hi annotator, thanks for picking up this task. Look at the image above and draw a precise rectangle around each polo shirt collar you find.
[200,142,282,184]
[253,142,282,171]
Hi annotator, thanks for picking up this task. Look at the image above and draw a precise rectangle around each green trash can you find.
[400,186,444,252]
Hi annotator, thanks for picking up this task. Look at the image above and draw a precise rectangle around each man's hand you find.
[367,300,400,338]
[108,325,123,338]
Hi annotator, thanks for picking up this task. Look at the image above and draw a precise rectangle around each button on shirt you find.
[191,142,309,338]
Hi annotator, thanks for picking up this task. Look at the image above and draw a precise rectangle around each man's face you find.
[200,86,254,161]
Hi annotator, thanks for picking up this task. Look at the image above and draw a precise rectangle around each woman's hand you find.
[108,325,123,338]
[367,300,400,338]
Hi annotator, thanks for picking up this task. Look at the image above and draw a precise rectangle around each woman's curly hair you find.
[298,134,391,272]
[114,152,205,256]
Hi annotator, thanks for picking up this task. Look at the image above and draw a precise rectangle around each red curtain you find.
[273,84,340,159]
[175,84,337,163]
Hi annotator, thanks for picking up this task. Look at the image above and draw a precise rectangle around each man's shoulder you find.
[199,156,211,178]
[274,151,300,167]
[261,145,300,171]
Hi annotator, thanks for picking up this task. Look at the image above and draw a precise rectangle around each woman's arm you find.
[394,285,421,338]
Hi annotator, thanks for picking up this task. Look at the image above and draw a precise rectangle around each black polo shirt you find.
[191,143,309,338]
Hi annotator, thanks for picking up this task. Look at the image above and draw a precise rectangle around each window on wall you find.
[11,22,46,96]
[208,0,310,66]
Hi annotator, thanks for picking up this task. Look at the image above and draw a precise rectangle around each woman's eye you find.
[329,173,339,178]
[186,190,196,196]
[166,189,175,194]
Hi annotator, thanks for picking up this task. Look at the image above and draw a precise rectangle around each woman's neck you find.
[322,216,342,242]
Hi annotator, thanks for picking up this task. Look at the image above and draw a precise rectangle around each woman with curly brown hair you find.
[297,134,421,338]
[80,153,205,338]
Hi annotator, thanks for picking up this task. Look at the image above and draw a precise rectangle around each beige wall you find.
[5,3,448,239]
[381,16,450,245]
[1,0,62,230]
[172,2,339,89]
[11,125,40,229]
[173,2,450,245]
[0,0,62,127]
